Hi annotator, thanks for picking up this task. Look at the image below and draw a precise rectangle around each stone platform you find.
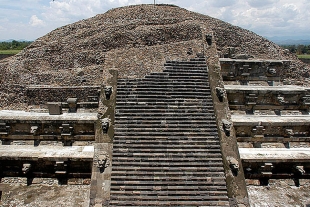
[239,148,310,162]
[0,145,94,161]
[232,114,310,126]
[0,110,97,122]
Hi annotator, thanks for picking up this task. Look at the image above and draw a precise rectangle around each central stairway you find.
[109,58,229,206]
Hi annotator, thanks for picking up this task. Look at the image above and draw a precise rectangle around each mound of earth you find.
[0,4,308,109]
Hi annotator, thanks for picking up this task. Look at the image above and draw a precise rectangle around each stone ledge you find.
[239,148,310,162]
[224,85,309,93]
[0,110,98,122]
[232,114,310,126]
[219,58,287,63]
[0,145,94,161]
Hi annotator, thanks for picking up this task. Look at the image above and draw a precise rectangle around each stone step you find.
[189,58,206,61]
[117,80,209,85]
[142,78,208,83]
[125,85,210,90]
[115,119,216,123]
[114,128,218,134]
[163,69,208,74]
[114,124,216,129]
[115,107,214,111]
[117,85,211,90]
[133,82,210,87]
[118,78,142,81]
[113,132,218,138]
[169,63,207,66]
[116,95,211,101]
[111,165,225,172]
[114,116,216,121]
[112,143,221,150]
[114,112,215,116]
[166,72,208,76]
[115,109,213,115]
[111,170,225,176]
[113,136,219,141]
[118,83,210,88]
[110,190,228,195]
[116,92,213,97]
[164,62,208,66]
[116,89,211,94]
[114,124,217,129]
[111,161,224,168]
[115,100,214,105]
[149,75,209,79]
[110,176,225,182]
[110,185,227,192]
[109,200,229,206]
[166,59,206,63]
[114,117,216,122]
[115,123,218,129]
[141,77,208,81]
[112,152,223,159]
[113,140,220,145]
[116,95,211,100]
[110,186,227,193]
[108,197,229,206]
[115,104,214,110]
[149,71,208,75]
[111,156,223,162]
[115,145,220,156]
[112,148,221,153]
[116,94,211,99]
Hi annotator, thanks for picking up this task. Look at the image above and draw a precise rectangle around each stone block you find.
[67,98,78,112]
[47,102,62,115]
[0,122,10,135]
[245,179,260,185]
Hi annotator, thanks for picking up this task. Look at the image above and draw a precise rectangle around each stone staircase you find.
[109,58,229,206]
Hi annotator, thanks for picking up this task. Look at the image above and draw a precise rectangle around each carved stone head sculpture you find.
[22,163,31,174]
[222,119,232,137]
[267,67,277,75]
[102,118,110,133]
[30,126,38,135]
[97,154,108,168]
[216,87,225,102]
[104,86,113,100]
[227,156,239,175]
[94,152,110,173]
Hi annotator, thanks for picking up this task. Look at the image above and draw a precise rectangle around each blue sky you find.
[0,0,309,41]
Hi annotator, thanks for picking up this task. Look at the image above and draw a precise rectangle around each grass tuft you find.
[0,50,21,55]
[298,54,310,59]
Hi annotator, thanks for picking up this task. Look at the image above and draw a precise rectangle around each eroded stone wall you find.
[26,86,100,105]
[104,39,203,78]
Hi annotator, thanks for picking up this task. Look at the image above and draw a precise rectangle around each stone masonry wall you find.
[104,39,203,78]
[26,86,100,105]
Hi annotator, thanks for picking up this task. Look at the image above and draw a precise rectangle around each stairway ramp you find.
[109,58,229,206]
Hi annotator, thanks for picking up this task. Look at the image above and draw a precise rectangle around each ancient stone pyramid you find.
[0,4,310,207]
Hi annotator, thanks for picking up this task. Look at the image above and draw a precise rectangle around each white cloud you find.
[29,15,45,27]
[202,0,310,38]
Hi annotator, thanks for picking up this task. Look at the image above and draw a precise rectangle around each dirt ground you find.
[0,184,90,207]
[248,180,310,207]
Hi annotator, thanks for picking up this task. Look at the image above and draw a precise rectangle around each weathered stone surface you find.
[0,145,94,160]
[0,4,307,110]
[0,3,310,207]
